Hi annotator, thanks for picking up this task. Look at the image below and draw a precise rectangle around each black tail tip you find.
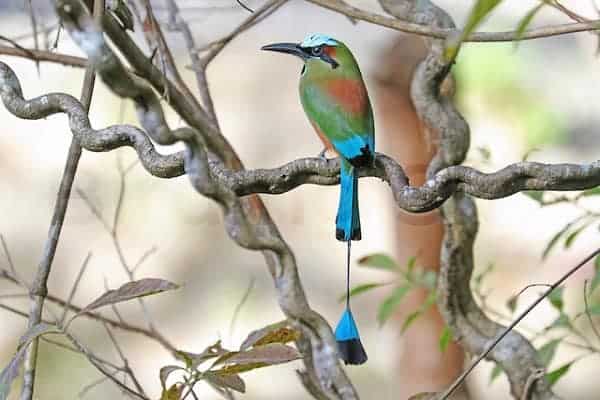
[337,338,368,365]
[336,228,362,241]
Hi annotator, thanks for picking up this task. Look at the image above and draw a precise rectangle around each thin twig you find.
[24,0,40,75]
[0,45,86,67]
[236,0,254,13]
[439,248,600,400]
[307,0,600,42]
[59,252,92,325]
[584,280,600,343]
[19,43,99,400]
[103,323,147,396]
[228,278,255,342]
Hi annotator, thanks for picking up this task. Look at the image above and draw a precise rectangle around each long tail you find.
[334,240,367,365]
[335,159,361,241]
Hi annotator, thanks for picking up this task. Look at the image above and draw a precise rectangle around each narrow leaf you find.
[160,383,183,400]
[564,223,589,249]
[217,343,301,366]
[543,223,572,260]
[548,288,564,311]
[83,278,179,312]
[439,326,453,353]
[159,365,184,390]
[515,3,545,43]
[338,282,386,302]
[240,322,300,350]
[445,0,503,60]
[537,339,561,367]
[401,311,422,334]
[506,295,518,313]
[489,363,503,383]
[204,372,246,393]
[377,285,411,326]
[582,186,600,196]
[545,362,573,386]
[358,253,398,270]
[522,190,545,204]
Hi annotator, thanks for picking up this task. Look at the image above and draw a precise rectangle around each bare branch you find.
[19,7,100,393]
[307,0,600,42]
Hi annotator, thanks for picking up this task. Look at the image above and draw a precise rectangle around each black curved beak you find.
[261,42,308,59]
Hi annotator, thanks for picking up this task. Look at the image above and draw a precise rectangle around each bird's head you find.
[261,34,357,74]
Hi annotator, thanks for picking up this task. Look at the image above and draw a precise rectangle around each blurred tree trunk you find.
[374,36,468,399]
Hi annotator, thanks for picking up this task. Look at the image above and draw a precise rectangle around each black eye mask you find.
[320,52,339,69]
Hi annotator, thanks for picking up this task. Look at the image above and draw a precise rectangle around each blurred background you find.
[1,0,600,399]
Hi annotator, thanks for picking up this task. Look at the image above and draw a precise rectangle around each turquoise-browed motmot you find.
[262,34,374,365]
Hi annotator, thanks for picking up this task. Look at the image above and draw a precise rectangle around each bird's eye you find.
[311,46,323,56]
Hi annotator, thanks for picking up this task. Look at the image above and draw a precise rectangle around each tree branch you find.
[0,45,86,67]
[307,0,600,42]
[19,1,102,396]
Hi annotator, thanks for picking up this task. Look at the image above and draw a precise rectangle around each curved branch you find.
[377,1,558,399]
[49,1,358,398]
[307,0,600,42]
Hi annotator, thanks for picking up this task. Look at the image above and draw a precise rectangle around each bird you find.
[262,33,374,365]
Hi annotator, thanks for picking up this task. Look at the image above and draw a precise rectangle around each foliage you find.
[160,324,302,399]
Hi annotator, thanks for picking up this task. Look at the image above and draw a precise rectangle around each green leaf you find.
[489,363,503,383]
[406,256,417,274]
[549,313,571,330]
[377,285,411,326]
[439,326,453,353]
[515,3,545,43]
[591,256,600,294]
[545,362,573,386]
[548,288,564,311]
[401,311,422,334]
[445,0,503,61]
[358,253,398,271]
[506,295,518,314]
[401,291,437,334]
[564,223,589,249]
[543,222,575,260]
[421,271,438,290]
[338,282,387,302]
[522,190,545,204]
[586,303,600,315]
[537,339,561,367]
[582,186,600,197]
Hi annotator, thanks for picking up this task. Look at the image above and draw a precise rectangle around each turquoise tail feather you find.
[335,160,361,241]
[335,308,367,365]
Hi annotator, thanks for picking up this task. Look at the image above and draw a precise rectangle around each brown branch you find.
[0,268,177,353]
[307,0,600,42]
[376,0,557,399]
[19,0,102,393]
[0,45,87,67]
